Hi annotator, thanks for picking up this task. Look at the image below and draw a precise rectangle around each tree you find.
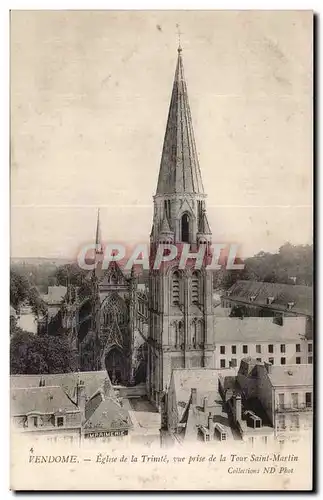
[53,263,88,287]
[10,270,47,316]
[10,331,77,374]
[10,271,29,309]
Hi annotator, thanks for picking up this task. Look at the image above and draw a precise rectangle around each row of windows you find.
[219,343,313,355]
[278,392,312,410]
[277,414,301,430]
[248,435,268,446]
[27,415,65,428]
[219,357,313,368]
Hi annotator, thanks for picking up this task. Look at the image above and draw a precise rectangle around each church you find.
[147,44,215,407]
[62,44,214,399]
[62,211,149,386]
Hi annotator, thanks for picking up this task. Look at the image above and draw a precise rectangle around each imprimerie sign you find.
[85,430,128,439]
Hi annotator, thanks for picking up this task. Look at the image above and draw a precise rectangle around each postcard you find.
[10,10,313,491]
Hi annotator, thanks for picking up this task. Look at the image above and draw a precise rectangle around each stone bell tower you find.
[147,45,215,407]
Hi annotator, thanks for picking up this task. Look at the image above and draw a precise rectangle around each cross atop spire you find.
[176,23,182,53]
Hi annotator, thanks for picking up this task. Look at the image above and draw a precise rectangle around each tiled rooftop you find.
[214,316,307,342]
[11,386,77,415]
[267,364,313,387]
[225,280,313,316]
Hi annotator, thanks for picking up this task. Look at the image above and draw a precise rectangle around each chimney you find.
[208,412,213,430]
[191,388,197,406]
[203,396,208,412]
[233,393,242,423]
[76,380,86,423]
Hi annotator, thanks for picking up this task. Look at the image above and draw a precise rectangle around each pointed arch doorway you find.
[105,347,127,385]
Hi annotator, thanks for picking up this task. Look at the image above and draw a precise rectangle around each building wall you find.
[242,431,275,448]
[12,413,81,445]
[255,365,275,425]
[12,411,81,431]
[214,340,313,370]
[274,386,313,411]
[148,265,215,405]
[17,312,38,334]
[273,386,313,443]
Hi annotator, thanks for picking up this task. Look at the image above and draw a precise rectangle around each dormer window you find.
[55,416,65,427]
[26,414,42,428]
[287,302,295,310]
[249,295,256,302]
[267,296,274,305]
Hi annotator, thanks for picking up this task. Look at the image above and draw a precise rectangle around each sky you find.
[10,10,313,260]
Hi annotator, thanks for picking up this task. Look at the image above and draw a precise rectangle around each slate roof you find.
[214,316,307,343]
[172,369,219,408]
[84,397,132,432]
[156,48,204,195]
[10,370,113,404]
[267,364,313,388]
[10,370,132,435]
[11,386,77,416]
[225,280,313,317]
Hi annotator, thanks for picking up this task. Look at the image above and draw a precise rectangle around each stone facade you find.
[63,247,149,385]
[147,47,215,407]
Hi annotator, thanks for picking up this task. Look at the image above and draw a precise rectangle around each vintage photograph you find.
[10,10,313,490]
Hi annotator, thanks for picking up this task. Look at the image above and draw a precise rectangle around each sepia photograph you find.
[9,9,313,490]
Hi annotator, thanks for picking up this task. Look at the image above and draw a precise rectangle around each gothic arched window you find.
[101,294,128,327]
[181,213,190,243]
[192,271,199,304]
[172,271,180,305]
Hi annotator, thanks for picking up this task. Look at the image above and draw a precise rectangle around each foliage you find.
[214,243,313,290]
[10,271,47,316]
[10,330,77,374]
[54,263,89,287]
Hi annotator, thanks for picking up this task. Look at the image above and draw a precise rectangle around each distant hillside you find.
[214,243,313,290]
[10,257,74,292]
[11,257,73,266]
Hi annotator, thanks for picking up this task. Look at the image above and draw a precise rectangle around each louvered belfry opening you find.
[172,271,180,305]
[192,272,199,304]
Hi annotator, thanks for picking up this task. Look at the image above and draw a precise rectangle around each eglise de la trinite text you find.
[28,452,299,465]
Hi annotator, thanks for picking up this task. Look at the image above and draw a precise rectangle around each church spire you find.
[156,47,204,195]
[95,208,103,255]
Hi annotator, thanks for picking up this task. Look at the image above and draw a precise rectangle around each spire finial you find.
[176,23,182,53]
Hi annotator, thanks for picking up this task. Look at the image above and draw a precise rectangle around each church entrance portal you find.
[105,347,127,385]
